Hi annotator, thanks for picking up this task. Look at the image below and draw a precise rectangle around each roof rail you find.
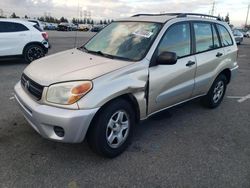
[132,13,221,21]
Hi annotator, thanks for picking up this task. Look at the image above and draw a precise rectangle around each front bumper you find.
[14,81,99,143]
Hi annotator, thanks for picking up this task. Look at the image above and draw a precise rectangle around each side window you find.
[157,23,191,58]
[212,25,220,48]
[0,22,3,32]
[194,23,213,53]
[217,24,233,46]
[15,23,29,32]
[0,22,28,33]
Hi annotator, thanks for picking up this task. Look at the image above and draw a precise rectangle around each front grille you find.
[21,74,44,100]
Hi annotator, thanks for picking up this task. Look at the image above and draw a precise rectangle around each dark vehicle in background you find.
[70,23,78,31]
[91,25,104,32]
[57,23,77,31]
[57,23,72,31]
[233,29,244,45]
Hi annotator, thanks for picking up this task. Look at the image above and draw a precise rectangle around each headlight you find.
[46,81,92,105]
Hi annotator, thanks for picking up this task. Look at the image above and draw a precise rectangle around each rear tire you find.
[202,74,227,108]
[87,99,135,158]
[23,44,45,63]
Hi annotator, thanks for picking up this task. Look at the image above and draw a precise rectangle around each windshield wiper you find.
[79,47,132,61]
[112,56,133,61]
[85,49,114,59]
[77,46,88,52]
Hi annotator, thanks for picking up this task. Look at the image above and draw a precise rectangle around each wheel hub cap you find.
[106,110,130,148]
[213,81,224,103]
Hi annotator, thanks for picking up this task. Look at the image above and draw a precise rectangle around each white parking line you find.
[227,94,250,103]
[9,92,15,100]
[237,94,250,103]
[238,54,247,58]
[227,96,242,99]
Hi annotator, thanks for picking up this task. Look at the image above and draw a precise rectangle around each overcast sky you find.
[0,0,249,26]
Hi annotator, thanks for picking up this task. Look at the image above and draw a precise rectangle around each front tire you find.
[23,44,45,63]
[87,99,135,158]
[202,74,227,108]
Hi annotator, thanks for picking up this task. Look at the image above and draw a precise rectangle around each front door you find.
[148,22,196,114]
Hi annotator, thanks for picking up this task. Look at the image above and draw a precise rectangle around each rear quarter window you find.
[216,24,233,46]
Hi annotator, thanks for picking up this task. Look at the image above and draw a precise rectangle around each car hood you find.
[24,49,134,86]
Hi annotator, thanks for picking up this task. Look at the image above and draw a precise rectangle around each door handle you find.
[186,61,195,67]
[216,52,223,57]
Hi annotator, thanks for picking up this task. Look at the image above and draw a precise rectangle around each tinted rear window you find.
[0,21,29,32]
[33,24,43,31]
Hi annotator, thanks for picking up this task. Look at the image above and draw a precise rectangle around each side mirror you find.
[156,52,177,65]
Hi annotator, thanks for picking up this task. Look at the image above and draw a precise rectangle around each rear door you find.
[148,22,196,114]
[0,21,30,56]
[192,22,226,96]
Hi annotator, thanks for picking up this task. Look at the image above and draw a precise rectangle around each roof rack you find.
[132,13,221,21]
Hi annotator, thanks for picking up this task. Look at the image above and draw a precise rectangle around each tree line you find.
[3,12,114,25]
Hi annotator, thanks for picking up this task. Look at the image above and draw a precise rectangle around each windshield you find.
[83,22,162,61]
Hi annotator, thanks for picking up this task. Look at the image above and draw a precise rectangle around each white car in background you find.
[0,19,50,63]
[245,31,250,38]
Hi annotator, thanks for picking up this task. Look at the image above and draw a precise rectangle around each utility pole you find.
[211,1,215,16]
[245,4,250,27]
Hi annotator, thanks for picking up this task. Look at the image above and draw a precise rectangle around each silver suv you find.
[14,13,238,157]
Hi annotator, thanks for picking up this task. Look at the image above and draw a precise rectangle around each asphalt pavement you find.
[0,31,249,188]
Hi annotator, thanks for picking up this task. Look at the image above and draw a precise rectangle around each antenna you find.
[211,1,215,16]
[74,0,80,48]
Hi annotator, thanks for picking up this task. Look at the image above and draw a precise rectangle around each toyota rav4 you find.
[14,13,238,158]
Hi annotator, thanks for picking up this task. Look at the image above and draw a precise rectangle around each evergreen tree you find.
[60,17,68,23]
[72,18,77,24]
[225,13,230,24]
[10,12,19,18]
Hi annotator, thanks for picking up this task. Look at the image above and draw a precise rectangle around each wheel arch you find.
[86,93,141,140]
[92,93,140,124]
[22,42,47,56]
[218,68,231,84]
